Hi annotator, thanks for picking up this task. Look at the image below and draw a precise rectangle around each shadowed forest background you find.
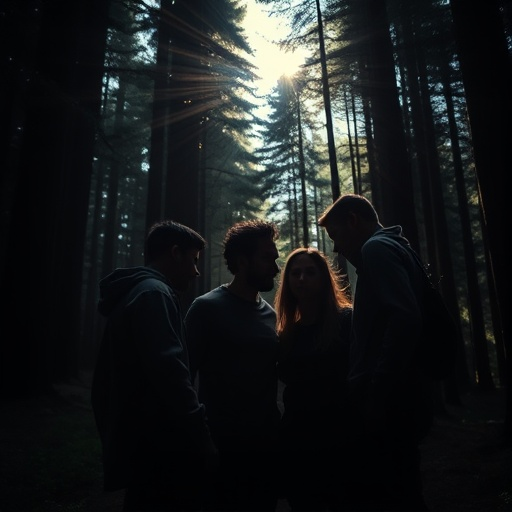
[0,0,511,504]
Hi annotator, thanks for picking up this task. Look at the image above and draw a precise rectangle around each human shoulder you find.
[338,306,352,320]
[337,306,352,331]
[186,285,230,315]
[130,271,177,299]
[100,266,166,289]
[363,227,409,261]
[98,266,173,315]
[190,285,227,304]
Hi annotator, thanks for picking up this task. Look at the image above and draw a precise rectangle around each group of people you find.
[91,193,434,512]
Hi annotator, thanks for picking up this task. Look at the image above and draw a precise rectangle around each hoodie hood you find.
[372,225,410,248]
[98,266,167,316]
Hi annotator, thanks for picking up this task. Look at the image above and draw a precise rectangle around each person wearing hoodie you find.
[318,194,432,511]
[91,219,218,512]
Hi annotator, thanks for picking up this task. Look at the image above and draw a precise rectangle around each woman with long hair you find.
[274,247,353,512]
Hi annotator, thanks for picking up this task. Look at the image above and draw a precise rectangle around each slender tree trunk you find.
[440,61,494,393]
[350,91,362,194]
[146,0,172,230]
[102,82,126,276]
[296,94,309,247]
[357,0,419,248]
[343,88,358,194]
[315,0,340,200]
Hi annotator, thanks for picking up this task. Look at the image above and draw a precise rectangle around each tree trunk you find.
[450,0,512,440]
[0,0,109,396]
[357,0,419,249]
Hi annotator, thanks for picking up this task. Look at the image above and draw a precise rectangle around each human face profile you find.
[246,238,280,292]
[172,248,201,291]
[325,222,345,255]
[325,219,358,265]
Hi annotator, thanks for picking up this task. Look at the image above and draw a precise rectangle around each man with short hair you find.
[185,219,282,512]
[91,220,217,512]
[318,194,432,511]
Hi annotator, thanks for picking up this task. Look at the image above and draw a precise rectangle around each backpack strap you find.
[404,247,433,285]
[372,232,430,286]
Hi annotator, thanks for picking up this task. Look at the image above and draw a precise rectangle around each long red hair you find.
[274,247,351,352]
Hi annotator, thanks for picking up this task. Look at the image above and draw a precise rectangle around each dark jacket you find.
[91,266,216,491]
[349,226,424,389]
[277,308,352,450]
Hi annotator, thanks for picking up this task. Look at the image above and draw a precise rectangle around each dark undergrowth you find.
[0,373,510,512]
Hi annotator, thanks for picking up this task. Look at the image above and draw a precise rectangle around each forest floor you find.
[0,373,511,512]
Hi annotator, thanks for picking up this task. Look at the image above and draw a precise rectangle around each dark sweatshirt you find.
[349,225,424,389]
[91,266,216,491]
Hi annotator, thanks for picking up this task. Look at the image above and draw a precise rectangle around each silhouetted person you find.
[274,247,353,511]
[91,220,218,512]
[184,220,281,511]
[318,194,433,511]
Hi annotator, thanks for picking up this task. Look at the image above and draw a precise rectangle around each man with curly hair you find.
[185,219,281,512]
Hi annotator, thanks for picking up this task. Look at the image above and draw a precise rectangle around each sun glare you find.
[243,0,307,96]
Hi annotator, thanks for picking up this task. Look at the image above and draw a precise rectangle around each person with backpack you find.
[318,194,433,511]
